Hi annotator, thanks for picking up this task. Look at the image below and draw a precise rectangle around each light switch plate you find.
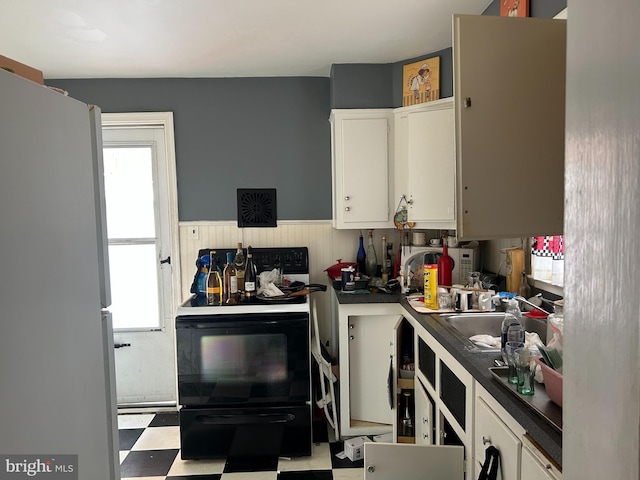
[189,226,199,240]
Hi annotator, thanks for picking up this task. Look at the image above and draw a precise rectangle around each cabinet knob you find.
[422,417,428,424]
[482,436,491,445]
[345,207,350,212]
[423,433,429,440]
[545,464,552,470]
[464,97,472,108]
[344,196,350,201]
[407,198,414,205]
[367,465,375,473]
[349,324,354,329]
[349,335,355,340]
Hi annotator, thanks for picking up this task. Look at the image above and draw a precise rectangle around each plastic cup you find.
[505,341,524,384]
[515,347,540,395]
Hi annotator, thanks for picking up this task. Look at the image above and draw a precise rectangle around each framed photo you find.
[403,56,440,107]
[500,0,529,17]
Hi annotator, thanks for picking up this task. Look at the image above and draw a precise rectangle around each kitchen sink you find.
[439,312,547,352]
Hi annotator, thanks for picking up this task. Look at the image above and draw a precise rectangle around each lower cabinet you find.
[521,437,562,480]
[364,442,464,480]
[474,396,521,479]
[336,298,403,437]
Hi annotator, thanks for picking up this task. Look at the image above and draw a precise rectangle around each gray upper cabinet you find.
[453,15,566,240]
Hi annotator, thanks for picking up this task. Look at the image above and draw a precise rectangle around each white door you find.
[349,314,399,425]
[102,112,180,406]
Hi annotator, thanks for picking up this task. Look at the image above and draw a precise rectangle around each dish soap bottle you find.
[366,229,377,277]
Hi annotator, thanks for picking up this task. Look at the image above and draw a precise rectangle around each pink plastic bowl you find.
[536,357,563,408]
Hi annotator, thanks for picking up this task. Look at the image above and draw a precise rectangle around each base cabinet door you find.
[474,396,521,480]
[521,443,562,480]
[414,378,434,445]
[365,442,464,480]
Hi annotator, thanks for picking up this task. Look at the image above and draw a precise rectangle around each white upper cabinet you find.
[453,15,566,240]
[395,98,456,229]
[330,109,394,229]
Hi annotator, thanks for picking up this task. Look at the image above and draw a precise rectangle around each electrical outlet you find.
[189,226,199,240]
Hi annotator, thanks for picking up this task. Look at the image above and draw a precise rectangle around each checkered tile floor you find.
[118,412,364,479]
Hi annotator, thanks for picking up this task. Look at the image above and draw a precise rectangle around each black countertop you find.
[333,289,562,467]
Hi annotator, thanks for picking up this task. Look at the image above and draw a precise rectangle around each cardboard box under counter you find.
[0,54,44,84]
[344,436,367,461]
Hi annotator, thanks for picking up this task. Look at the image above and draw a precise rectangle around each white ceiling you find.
[0,0,492,79]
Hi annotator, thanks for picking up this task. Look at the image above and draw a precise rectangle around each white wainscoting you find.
[178,220,396,355]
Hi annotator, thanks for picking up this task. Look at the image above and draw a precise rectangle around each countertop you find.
[333,288,562,467]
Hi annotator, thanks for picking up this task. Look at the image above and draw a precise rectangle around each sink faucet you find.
[514,296,552,316]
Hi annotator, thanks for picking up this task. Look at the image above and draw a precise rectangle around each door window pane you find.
[103,146,156,239]
[109,244,160,329]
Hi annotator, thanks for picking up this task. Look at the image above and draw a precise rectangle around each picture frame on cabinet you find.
[402,56,440,106]
[500,0,529,17]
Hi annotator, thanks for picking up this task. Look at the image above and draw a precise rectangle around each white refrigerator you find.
[0,69,119,479]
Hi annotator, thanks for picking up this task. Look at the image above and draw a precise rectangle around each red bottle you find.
[437,241,454,287]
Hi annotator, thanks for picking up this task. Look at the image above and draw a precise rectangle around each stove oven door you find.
[176,312,310,407]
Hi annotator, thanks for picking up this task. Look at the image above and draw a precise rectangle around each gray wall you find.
[50,77,331,222]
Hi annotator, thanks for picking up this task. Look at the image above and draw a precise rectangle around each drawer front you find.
[474,396,521,480]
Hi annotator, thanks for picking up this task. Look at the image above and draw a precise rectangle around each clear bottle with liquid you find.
[233,243,246,292]
[381,235,389,283]
[206,250,222,306]
[366,229,377,277]
[501,299,524,362]
[401,390,414,437]
[223,251,239,305]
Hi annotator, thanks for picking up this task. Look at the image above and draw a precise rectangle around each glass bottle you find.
[356,232,366,277]
[381,235,389,283]
[401,390,414,437]
[518,271,531,299]
[437,241,454,287]
[233,242,246,293]
[206,250,222,306]
[501,299,524,362]
[223,251,239,305]
[196,255,209,298]
[243,246,258,303]
[366,229,377,277]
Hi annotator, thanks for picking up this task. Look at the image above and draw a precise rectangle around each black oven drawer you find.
[179,405,312,459]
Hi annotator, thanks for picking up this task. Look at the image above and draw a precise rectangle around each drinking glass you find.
[505,341,524,384]
[515,348,540,395]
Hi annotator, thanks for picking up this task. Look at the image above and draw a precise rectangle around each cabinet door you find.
[521,444,561,480]
[453,15,566,240]
[365,442,463,480]
[474,396,521,480]
[407,101,455,225]
[349,314,398,425]
[331,110,392,229]
[414,378,434,445]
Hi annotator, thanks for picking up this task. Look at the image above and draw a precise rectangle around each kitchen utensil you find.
[257,283,327,302]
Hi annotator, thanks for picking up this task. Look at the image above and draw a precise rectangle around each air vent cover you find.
[237,188,277,228]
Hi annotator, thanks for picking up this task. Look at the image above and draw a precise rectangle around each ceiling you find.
[0,0,492,79]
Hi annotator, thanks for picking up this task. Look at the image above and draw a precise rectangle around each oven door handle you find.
[196,413,296,425]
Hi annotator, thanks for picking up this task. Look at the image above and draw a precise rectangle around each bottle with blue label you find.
[196,254,210,298]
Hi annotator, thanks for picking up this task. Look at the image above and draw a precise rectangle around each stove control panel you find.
[206,247,309,275]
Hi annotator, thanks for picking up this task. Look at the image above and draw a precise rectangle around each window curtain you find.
[531,236,564,286]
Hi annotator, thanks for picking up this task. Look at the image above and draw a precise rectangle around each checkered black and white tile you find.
[118,412,364,480]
